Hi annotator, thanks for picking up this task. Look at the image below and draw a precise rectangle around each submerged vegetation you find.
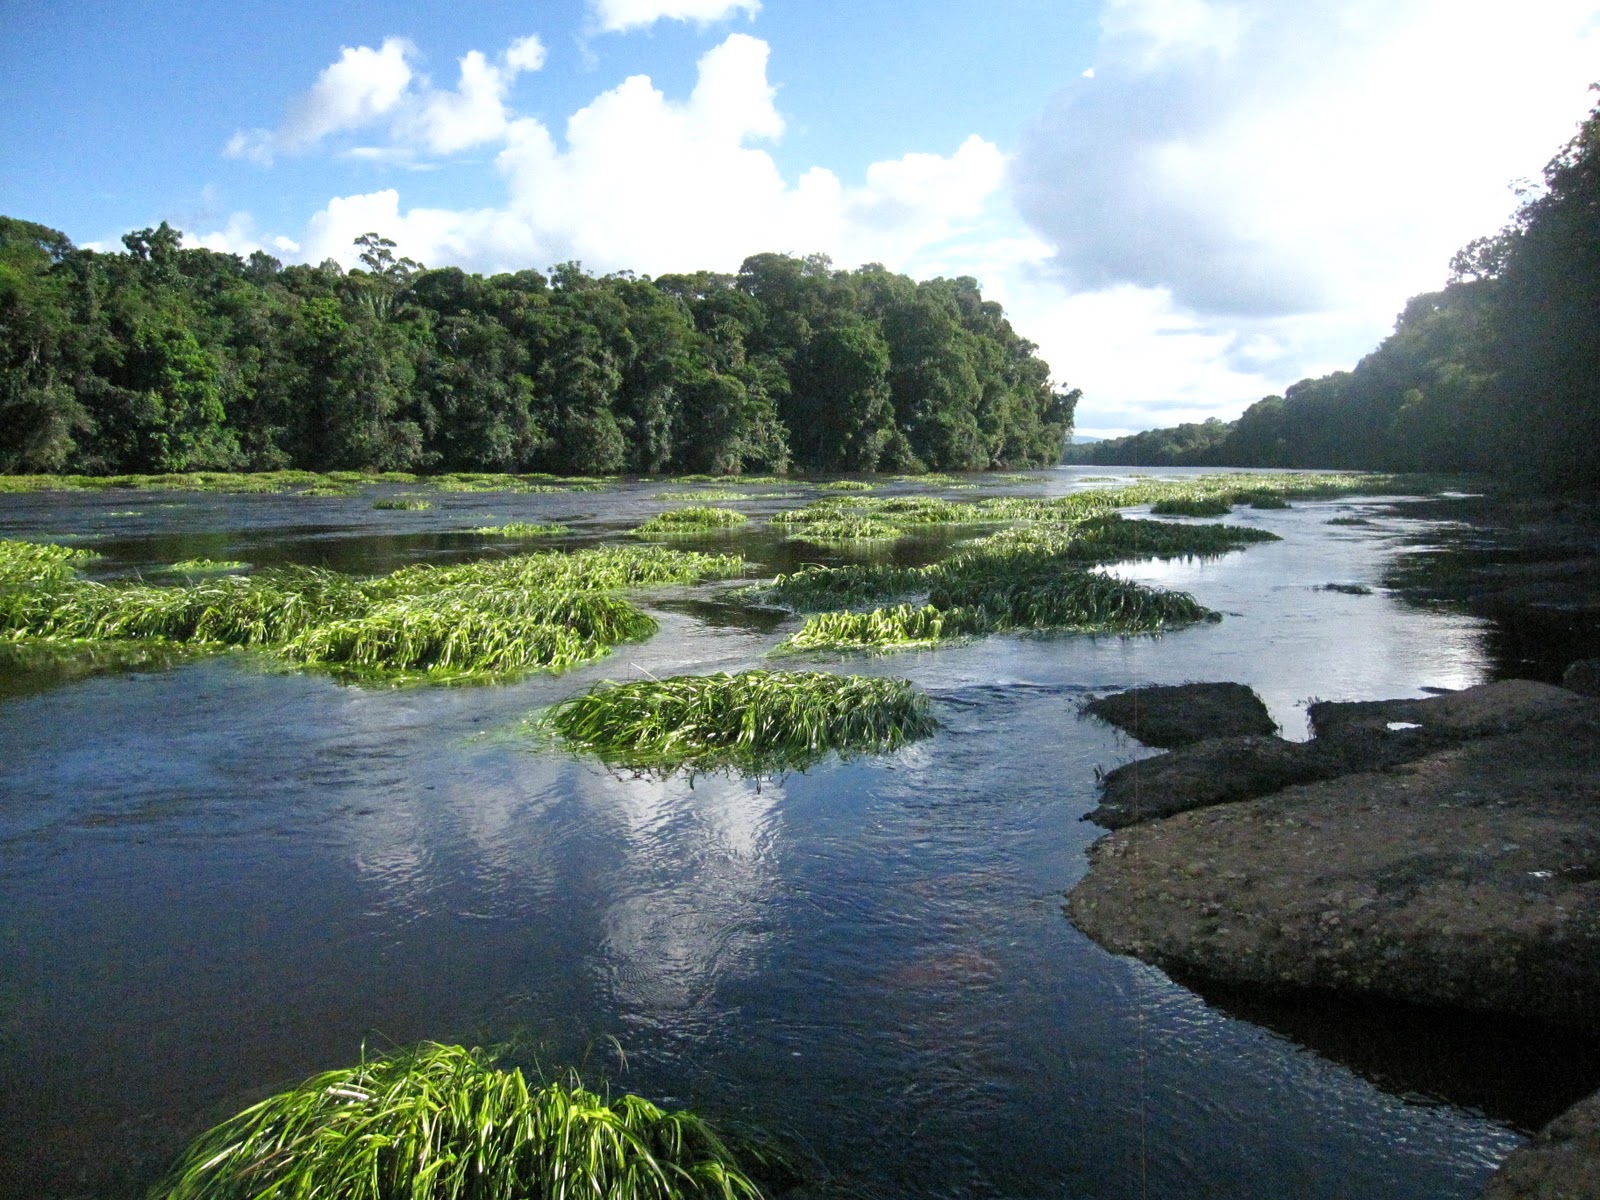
[152,1042,768,1200]
[633,507,750,537]
[0,540,744,682]
[471,521,569,537]
[544,669,935,776]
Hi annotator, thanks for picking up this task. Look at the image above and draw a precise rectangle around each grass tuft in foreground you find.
[150,1041,768,1200]
[545,669,935,775]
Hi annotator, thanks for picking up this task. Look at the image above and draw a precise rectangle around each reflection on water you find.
[0,472,1576,1199]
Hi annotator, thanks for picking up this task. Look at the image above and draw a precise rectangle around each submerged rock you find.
[1481,1088,1600,1199]
[1068,699,1600,1030]
[1082,681,1277,748]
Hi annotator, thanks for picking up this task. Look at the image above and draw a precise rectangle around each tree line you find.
[0,228,1078,477]
[1067,89,1600,490]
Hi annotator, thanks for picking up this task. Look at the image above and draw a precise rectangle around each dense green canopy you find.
[0,227,1077,476]
[1066,88,1600,490]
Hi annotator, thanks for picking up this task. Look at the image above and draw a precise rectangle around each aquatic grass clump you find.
[816,479,873,491]
[373,498,434,511]
[2,543,745,683]
[1149,495,1233,517]
[471,522,569,537]
[545,669,935,775]
[282,589,656,677]
[0,540,98,588]
[962,515,1279,565]
[782,515,903,543]
[776,603,969,653]
[654,489,745,501]
[928,560,1216,632]
[632,507,749,537]
[151,1041,767,1200]
[158,559,251,573]
[754,563,925,611]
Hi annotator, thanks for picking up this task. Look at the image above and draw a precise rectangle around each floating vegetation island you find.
[544,669,935,776]
[152,1042,769,1200]
[0,540,743,683]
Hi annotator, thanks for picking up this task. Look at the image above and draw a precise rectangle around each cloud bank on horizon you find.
[188,0,1600,437]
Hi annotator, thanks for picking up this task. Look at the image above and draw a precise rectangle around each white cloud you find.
[282,38,416,150]
[295,34,1007,282]
[181,212,265,256]
[227,34,546,164]
[591,0,760,34]
[1015,0,1600,318]
[996,0,1600,432]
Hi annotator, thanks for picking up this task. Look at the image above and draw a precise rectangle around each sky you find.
[3,0,1598,437]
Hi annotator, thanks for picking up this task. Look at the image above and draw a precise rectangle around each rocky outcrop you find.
[1481,1088,1600,1199]
[1068,690,1600,1030]
[1081,681,1278,748]
[1085,680,1593,830]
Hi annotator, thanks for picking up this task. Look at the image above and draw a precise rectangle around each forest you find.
[0,230,1078,478]
[1065,89,1600,490]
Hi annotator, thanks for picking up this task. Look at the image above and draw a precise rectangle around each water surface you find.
[0,470,1574,1198]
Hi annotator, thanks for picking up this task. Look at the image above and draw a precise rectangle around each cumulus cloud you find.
[295,34,1008,282]
[283,38,416,151]
[227,34,546,164]
[1014,0,1600,320]
[591,0,760,34]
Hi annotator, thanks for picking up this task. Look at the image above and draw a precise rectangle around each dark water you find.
[0,470,1583,1198]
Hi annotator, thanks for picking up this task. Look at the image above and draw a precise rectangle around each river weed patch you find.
[544,669,935,776]
[471,522,569,537]
[151,1041,767,1200]
[632,507,749,537]
[1,543,744,683]
[1150,495,1233,517]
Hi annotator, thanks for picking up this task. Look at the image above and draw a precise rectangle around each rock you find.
[1481,1089,1600,1199]
[1082,681,1278,749]
[1565,659,1600,698]
[1067,705,1600,1030]
[1310,679,1589,742]
[1085,680,1581,831]
[1087,736,1335,828]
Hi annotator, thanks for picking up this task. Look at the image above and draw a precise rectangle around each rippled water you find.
[0,470,1583,1198]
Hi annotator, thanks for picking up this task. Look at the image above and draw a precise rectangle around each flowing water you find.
[0,469,1590,1199]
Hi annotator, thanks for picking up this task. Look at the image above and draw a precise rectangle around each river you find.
[0,469,1575,1198]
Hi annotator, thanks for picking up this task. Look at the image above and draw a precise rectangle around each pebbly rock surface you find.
[1481,1088,1600,1199]
[1081,681,1278,748]
[1068,693,1600,1030]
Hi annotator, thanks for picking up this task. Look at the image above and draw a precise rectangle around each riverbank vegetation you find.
[0,219,1077,478]
[1066,92,1600,490]
[544,669,935,775]
[0,540,743,682]
[152,1042,768,1200]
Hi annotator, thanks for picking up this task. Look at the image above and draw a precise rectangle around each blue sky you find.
[3,0,1598,436]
